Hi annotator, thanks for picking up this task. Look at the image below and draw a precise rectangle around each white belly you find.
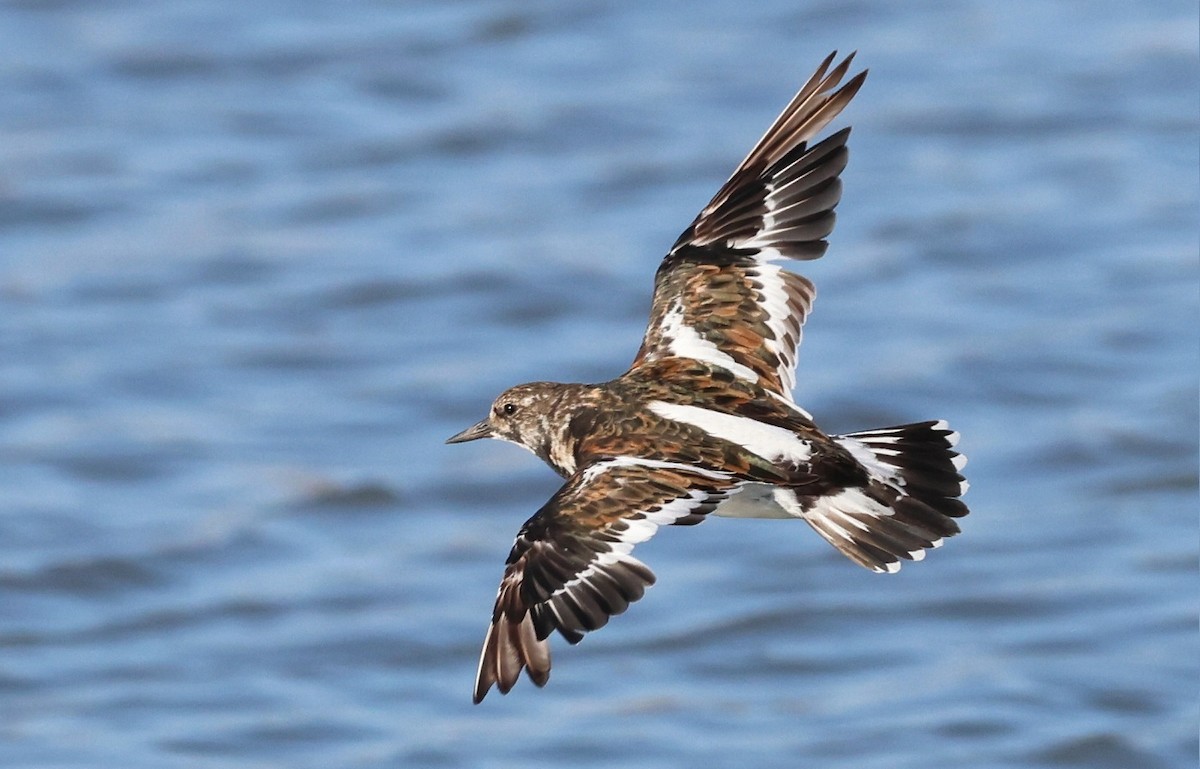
[713,483,800,519]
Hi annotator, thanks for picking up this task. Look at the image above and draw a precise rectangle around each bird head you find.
[445,382,564,451]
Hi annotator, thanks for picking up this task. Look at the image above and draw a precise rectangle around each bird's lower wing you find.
[473,457,743,703]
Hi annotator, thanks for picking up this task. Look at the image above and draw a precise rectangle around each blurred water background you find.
[1,1,1197,767]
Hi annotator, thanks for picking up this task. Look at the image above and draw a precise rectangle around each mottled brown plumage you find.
[447,52,970,703]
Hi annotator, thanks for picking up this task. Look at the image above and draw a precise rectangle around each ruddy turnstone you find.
[447,52,969,703]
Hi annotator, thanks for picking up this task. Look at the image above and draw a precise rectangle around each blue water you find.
[1,1,1196,767]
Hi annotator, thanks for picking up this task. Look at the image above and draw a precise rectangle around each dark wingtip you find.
[472,667,492,704]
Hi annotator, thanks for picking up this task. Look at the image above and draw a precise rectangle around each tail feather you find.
[793,420,969,573]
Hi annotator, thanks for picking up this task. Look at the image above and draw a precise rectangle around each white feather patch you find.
[750,261,802,394]
[580,456,734,485]
[659,301,760,383]
[648,401,811,465]
[834,436,901,485]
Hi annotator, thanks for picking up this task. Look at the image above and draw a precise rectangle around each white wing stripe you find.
[659,301,762,383]
[580,456,735,485]
[548,489,721,601]
[648,401,811,464]
[752,261,803,393]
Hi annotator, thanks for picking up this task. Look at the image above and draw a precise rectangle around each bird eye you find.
[502,403,517,416]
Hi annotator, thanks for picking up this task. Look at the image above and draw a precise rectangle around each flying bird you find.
[447,52,969,704]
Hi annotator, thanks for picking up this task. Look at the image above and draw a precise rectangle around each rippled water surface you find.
[2,1,1197,767]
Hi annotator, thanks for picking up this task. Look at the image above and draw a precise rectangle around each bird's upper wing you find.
[630,52,866,400]
[473,457,743,703]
